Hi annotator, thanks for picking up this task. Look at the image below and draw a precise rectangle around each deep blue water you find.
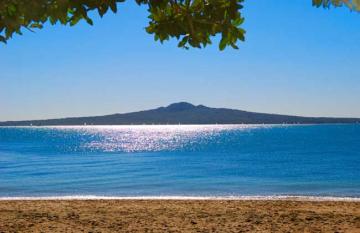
[0,124,359,197]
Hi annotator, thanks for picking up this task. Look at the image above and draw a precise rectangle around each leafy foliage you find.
[136,0,245,50]
[0,0,124,43]
[0,0,358,49]
[313,0,360,10]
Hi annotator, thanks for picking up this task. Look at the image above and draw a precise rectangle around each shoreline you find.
[1,195,360,202]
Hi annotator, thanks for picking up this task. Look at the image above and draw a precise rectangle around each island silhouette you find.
[1,102,359,126]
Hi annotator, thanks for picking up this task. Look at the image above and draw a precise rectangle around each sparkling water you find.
[0,124,359,197]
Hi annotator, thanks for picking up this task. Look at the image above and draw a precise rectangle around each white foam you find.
[0,195,359,202]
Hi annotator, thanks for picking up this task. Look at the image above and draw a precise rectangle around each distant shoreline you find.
[0,122,359,127]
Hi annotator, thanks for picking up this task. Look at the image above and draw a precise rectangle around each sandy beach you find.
[0,199,359,232]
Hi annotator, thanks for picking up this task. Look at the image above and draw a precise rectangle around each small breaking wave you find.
[0,195,359,202]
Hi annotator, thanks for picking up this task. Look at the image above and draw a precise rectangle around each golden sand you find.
[0,200,359,232]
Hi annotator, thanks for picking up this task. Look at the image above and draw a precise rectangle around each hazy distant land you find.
[1,102,359,126]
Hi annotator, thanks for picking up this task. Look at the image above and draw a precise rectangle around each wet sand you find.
[0,200,359,232]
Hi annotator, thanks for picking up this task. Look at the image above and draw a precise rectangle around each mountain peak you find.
[165,102,196,111]
[1,102,359,126]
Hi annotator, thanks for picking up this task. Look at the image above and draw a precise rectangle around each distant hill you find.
[1,102,359,126]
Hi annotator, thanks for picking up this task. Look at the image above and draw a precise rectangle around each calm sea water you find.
[0,124,359,197]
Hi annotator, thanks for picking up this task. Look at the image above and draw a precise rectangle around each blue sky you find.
[1,0,359,121]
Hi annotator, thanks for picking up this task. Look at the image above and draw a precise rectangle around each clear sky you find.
[1,0,359,121]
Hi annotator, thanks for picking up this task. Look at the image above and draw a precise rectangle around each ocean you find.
[0,124,359,198]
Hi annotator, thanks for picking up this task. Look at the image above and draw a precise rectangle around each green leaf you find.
[230,43,239,49]
[85,17,94,26]
[178,36,189,48]
[110,1,118,13]
[232,17,244,26]
[219,37,227,51]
